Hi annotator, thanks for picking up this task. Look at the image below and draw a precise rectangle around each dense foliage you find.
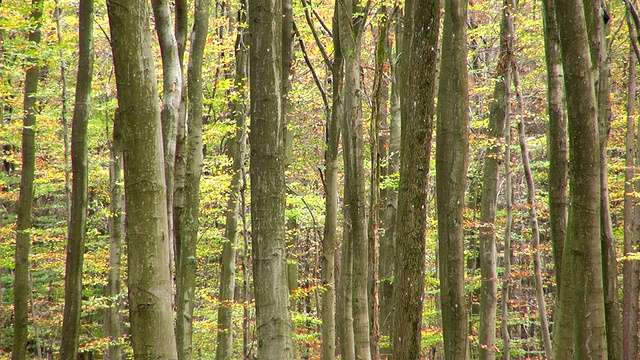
[0,0,637,358]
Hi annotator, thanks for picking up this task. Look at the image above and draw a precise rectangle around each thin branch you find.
[300,0,332,67]
[293,20,331,116]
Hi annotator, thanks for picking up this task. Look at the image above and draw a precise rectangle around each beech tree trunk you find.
[392,0,439,358]
[436,1,470,359]
[584,1,622,358]
[321,3,343,359]
[478,3,511,359]
[552,0,608,357]
[514,68,552,358]
[248,0,294,358]
[152,0,183,279]
[12,1,42,359]
[59,0,93,357]
[175,1,208,359]
[104,111,123,360]
[336,1,370,359]
[379,8,401,345]
[107,0,178,358]
[215,3,247,359]
[541,0,567,303]
[623,30,639,360]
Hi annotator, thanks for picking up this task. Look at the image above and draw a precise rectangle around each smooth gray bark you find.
[108,0,178,358]
[248,0,294,358]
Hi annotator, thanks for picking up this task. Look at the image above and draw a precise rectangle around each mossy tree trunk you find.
[392,0,440,358]
[436,0,470,358]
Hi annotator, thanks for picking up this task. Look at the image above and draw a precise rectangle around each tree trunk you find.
[584,1,623,358]
[541,0,567,304]
[215,4,247,359]
[379,8,401,347]
[392,0,439,358]
[478,3,511,359]
[104,110,123,360]
[514,68,553,358]
[368,6,391,358]
[552,0,608,357]
[59,0,93,357]
[501,93,513,360]
[107,0,178,358]
[336,2,370,359]
[623,31,639,360]
[436,0,470,358]
[322,4,343,359]
[248,0,294,358]
[175,1,208,359]
[151,0,183,283]
[13,1,42,359]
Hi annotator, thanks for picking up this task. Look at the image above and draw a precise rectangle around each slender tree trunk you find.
[173,0,188,283]
[336,2,370,358]
[59,0,94,357]
[584,2,623,358]
[321,5,343,359]
[553,0,608,357]
[501,97,513,360]
[541,0,567,305]
[215,4,247,359]
[107,0,178,358]
[248,0,294,358]
[152,0,183,281]
[478,3,511,358]
[13,1,42,359]
[368,6,391,358]
[623,30,639,360]
[513,68,553,358]
[392,0,439,358]
[175,2,208,360]
[436,0,470,359]
[53,1,70,224]
[104,110,123,360]
[379,8,401,346]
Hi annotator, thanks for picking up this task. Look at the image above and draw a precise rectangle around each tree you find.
[478,2,511,358]
[175,1,208,359]
[107,0,178,358]
[379,6,401,345]
[59,0,93,357]
[392,0,439,358]
[541,0,567,301]
[335,1,371,358]
[248,0,294,358]
[436,0,470,358]
[104,110,124,360]
[552,0,608,357]
[623,33,639,360]
[12,1,43,358]
[321,1,343,358]
[216,3,247,359]
[584,1,622,357]
[151,0,182,288]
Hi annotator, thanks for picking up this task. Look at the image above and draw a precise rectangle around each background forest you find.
[0,0,639,359]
